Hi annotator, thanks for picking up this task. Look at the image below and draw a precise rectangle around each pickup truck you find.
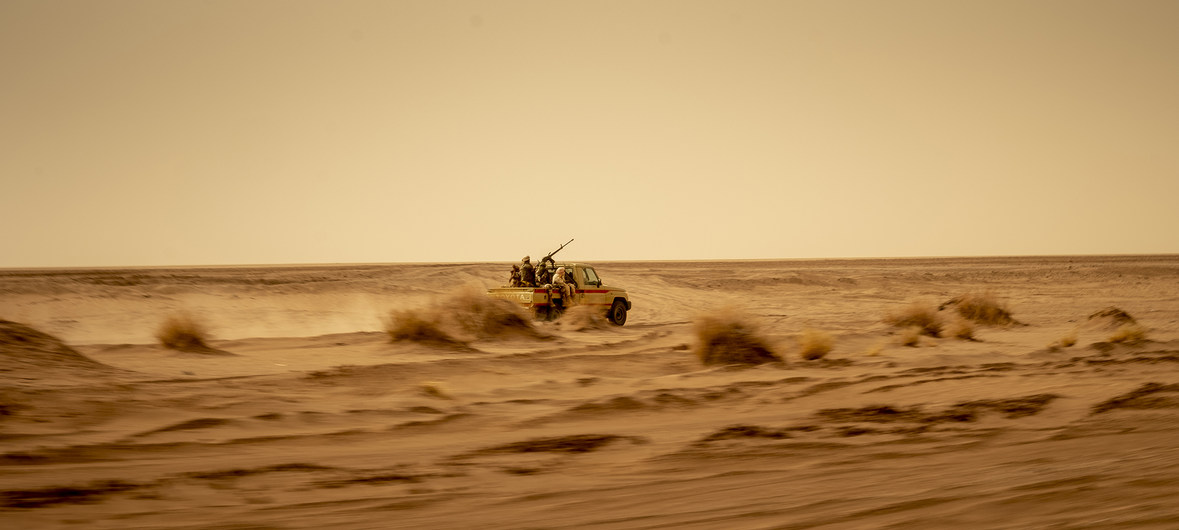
[487,262,632,325]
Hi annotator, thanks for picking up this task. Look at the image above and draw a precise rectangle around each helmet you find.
[522,256,530,263]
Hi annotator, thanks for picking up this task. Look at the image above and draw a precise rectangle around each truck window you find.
[583,267,600,286]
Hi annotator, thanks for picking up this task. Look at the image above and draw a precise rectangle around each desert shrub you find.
[899,327,923,347]
[1056,329,1078,348]
[885,301,943,337]
[945,291,1017,326]
[156,313,212,351]
[693,308,781,366]
[1109,323,1147,344]
[798,328,833,360]
[948,318,976,341]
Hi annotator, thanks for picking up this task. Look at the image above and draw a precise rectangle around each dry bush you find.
[885,301,943,337]
[948,318,976,341]
[798,328,833,361]
[1055,329,1078,349]
[156,312,212,352]
[945,291,1017,326]
[899,327,923,347]
[1109,323,1147,344]
[693,308,781,366]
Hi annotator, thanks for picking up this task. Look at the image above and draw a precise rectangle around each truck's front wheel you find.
[608,300,628,326]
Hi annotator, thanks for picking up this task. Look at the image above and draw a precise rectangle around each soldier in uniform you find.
[536,256,554,285]
[519,256,535,287]
[509,264,521,287]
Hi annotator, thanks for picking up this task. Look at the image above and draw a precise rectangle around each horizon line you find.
[2,252,1177,271]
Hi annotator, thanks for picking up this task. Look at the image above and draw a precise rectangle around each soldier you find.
[553,266,576,306]
[536,256,554,285]
[519,256,535,287]
[509,264,521,287]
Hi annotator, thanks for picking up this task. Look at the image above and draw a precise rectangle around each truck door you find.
[579,267,608,309]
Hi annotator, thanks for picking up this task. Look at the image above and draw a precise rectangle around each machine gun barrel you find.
[543,239,574,261]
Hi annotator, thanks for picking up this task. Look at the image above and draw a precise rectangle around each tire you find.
[608,299,628,326]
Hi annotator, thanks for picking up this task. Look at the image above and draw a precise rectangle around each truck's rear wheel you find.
[608,300,627,326]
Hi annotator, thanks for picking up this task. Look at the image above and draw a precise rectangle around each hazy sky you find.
[3,1,1177,267]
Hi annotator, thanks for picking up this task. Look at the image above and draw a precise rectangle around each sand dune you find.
[0,320,124,388]
[2,256,1178,528]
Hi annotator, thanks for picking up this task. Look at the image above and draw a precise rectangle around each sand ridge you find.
[1,256,1178,528]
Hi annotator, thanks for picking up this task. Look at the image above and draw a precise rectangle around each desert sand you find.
[2,255,1178,529]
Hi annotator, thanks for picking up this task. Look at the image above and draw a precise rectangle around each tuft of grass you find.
[948,318,976,341]
[885,301,943,337]
[156,312,212,352]
[1108,323,1147,344]
[1054,329,1078,349]
[798,328,833,361]
[899,327,923,347]
[693,307,781,366]
[946,291,1017,326]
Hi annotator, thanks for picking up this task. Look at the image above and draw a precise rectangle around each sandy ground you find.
[2,256,1179,529]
